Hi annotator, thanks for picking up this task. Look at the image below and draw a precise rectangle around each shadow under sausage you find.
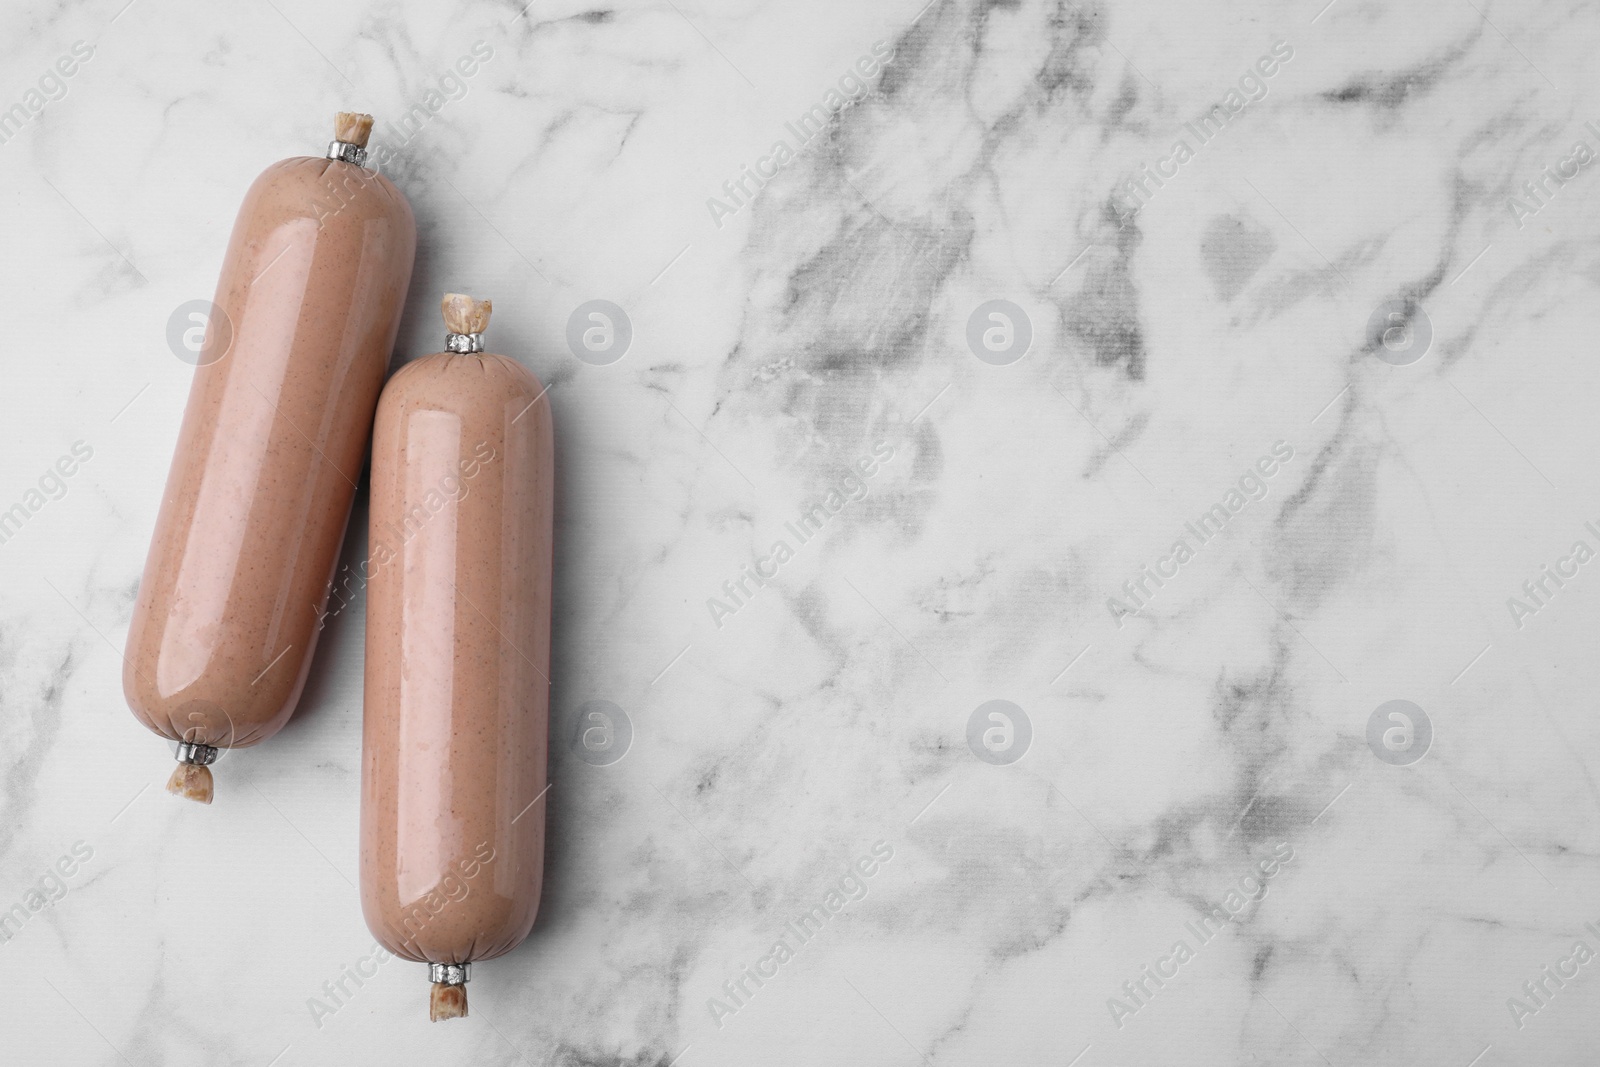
[279,470,372,738]
[518,348,607,947]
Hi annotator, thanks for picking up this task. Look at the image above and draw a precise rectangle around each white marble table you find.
[4,0,1598,1063]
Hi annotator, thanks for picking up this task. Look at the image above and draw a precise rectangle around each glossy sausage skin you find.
[361,352,553,965]
[124,156,415,749]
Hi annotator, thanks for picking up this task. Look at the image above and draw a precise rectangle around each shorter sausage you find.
[124,112,415,803]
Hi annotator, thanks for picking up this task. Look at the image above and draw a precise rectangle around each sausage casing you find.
[360,347,553,970]
[125,149,415,755]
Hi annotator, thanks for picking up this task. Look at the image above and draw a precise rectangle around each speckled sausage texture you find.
[124,155,415,750]
[360,351,553,966]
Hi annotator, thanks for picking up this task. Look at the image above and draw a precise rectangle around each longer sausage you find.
[360,294,553,1021]
[124,113,415,803]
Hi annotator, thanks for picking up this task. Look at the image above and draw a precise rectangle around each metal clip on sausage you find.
[444,295,487,353]
[326,111,371,167]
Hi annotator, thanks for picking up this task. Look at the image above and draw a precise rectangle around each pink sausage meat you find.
[124,113,415,802]
[360,295,553,1020]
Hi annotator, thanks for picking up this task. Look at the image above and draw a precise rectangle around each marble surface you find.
[5,0,1600,1063]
